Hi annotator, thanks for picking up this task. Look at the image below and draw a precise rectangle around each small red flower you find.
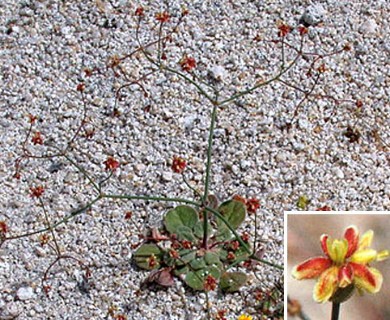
[39,234,50,246]
[0,221,7,234]
[298,26,308,36]
[28,114,37,124]
[181,8,189,16]
[204,274,217,291]
[356,100,363,109]
[135,7,144,17]
[84,68,93,77]
[254,290,263,301]
[241,232,250,242]
[230,240,240,251]
[278,23,292,37]
[316,206,332,211]
[155,12,170,23]
[169,249,179,259]
[31,131,43,145]
[216,309,227,320]
[317,63,327,73]
[171,156,186,173]
[148,255,157,268]
[76,83,85,92]
[171,241,180,250]
[180,55,196,72]
[43,285,51,295]
[30,186,45,198]
[181,240,192,249]
[124,211,132,219]
[246,198,260,214]
[227,251,236,260]
[233,194,247,204]
[343,43,352,51]
[115,315,127,320]
[243,259,253,269]
[104,156,120,171]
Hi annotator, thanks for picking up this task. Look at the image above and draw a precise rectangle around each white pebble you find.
[162,172,173,182]
[359,19,378,35]
[16,287,35,301]
[301,4,326,26]
[333,168,345,179]
[209,65,227,82]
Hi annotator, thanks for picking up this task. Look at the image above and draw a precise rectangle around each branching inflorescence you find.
[1,5,358,320]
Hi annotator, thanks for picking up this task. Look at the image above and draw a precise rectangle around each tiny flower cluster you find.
[180,55,196,72]
[171,156,186,173]
[0,221,7,234]
[30,186,45,198]
[233,195,260,214]
[204,274,217,291]
[32,132,43,145]
[104,156,120,171]
[155,12,170,23]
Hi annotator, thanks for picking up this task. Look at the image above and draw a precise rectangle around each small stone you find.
[16,287,35,300]
[34,247,46,257]
[34,305,44,313]
[209,65,227,82]
[162,172,173,182]
[358,19,378,35]
[301,4,326,26]
[333,168,345,179]
[240,160,251,170]
[292,142,305,152]
[134,163,146,174]
[231,164,240,175]
[275,152,287,162]
[183,115,198,130]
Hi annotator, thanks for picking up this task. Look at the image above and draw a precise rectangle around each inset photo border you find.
[285,211,390,320]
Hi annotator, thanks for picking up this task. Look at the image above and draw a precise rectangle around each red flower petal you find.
[320,234,330,257]
[350,262,382,293]
[338,263,354,288]
[292,257,332,280]
[344,225,359,258]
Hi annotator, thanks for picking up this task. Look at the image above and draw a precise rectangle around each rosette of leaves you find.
[133,198,249,292]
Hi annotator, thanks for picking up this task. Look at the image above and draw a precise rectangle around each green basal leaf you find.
[164,205,199,234]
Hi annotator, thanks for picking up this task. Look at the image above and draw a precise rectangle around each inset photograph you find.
[286,212,390,320]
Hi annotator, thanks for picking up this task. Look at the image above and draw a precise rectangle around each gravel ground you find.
[0,0,389,319]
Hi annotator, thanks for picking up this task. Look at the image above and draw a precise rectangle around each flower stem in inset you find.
[331,302,340,320]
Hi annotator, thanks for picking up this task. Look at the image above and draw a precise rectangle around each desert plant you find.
[134,198,252,292]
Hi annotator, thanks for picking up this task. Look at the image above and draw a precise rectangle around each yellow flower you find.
[238,314,253,320]
[292,225,389,303]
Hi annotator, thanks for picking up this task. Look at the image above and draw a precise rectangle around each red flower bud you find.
[31,131,43,145]
[30,186,45,198]
[171,156,186,173]
[104,156,120,171]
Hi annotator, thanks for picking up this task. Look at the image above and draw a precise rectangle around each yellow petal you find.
[313,266,339,303]
[376,250,390,262]
[327,238,348,264]
[359,230,373,250]
[351,263,383,294]
[350,249,377,264]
